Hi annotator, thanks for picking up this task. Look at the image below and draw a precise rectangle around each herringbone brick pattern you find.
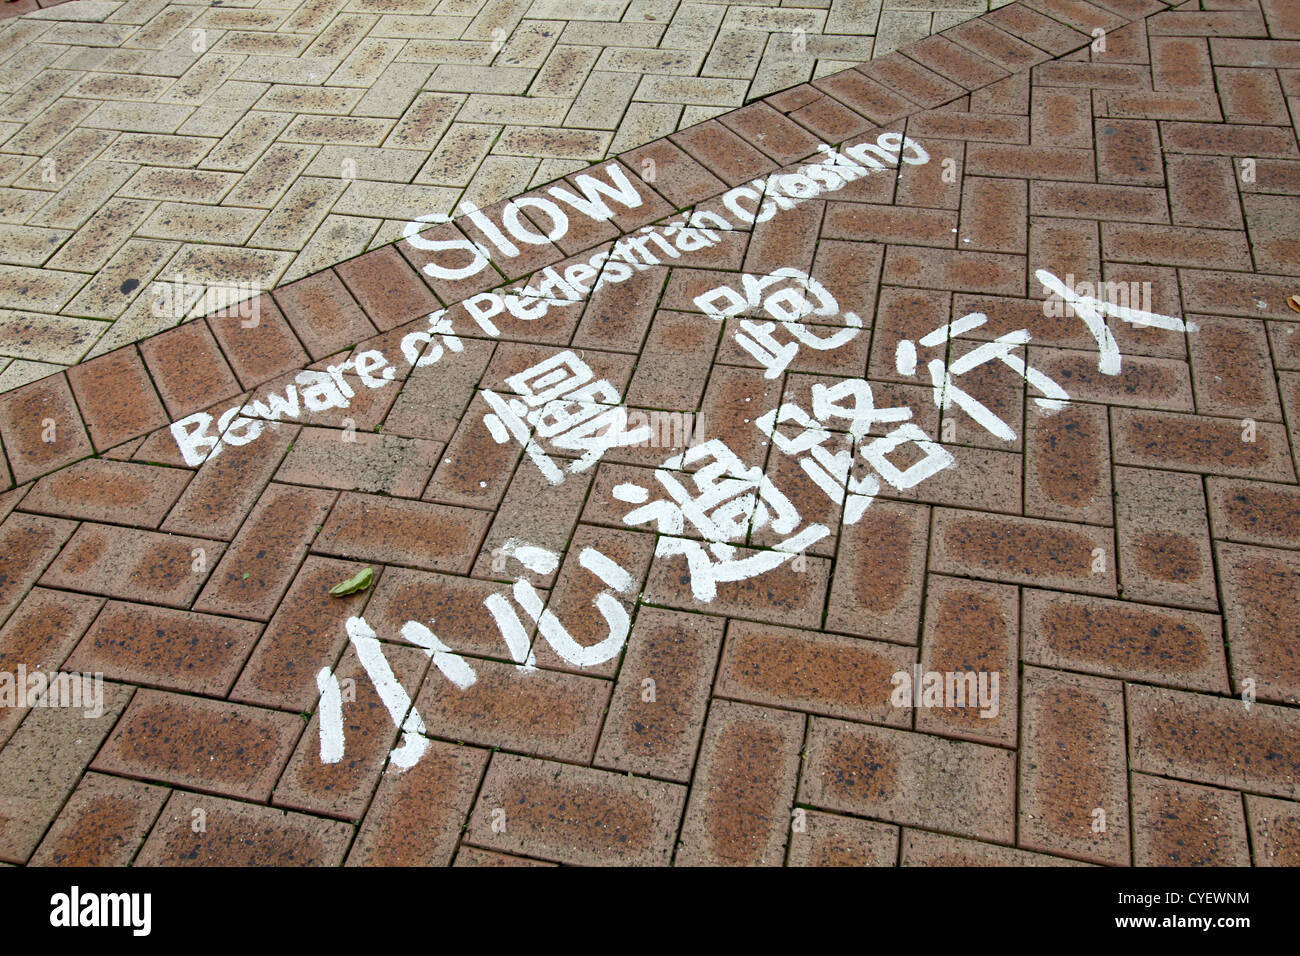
[0,0,1298,866]
[0,0,996,393]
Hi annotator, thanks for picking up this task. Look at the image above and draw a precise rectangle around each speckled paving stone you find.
[1019,667,1130,866]
[347,740,489,866]
[40,523,226,609]
[1127,684,1300,800]
[901,829,1087,866]
[65,601,262,697]
[0,374,93,483]
[66,347,170,452]
[1130,773,1250,867]
[20,457,190,527]
[930,508,1117,596]
[413,656,611,763]
[29,772,169,867]
[193,483,336,620]
[2,0,1299,869]
[1206,478,1300,550]
[0,587,104,748]
[274,639,428,821]
[0,680,132,864]
[1215,541,1300,706]
[1246,795,1300,867]
[1021,589,1228,694]
[0,512,77,625]
[593,607,723,783]
[162,421,300,539]
[92,688,303,801]
[716,620,913,727]
[466,752,687,866]
[786,813,899,867]
[137,791,353,866]
[1113,466,1218,612]
[676,700,804,866]
[800,717,1016,844]
[915,576,1018,747]
[314,491,491,574]
[229,555,374,712]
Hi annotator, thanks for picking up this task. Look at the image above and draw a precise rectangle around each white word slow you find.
[402,132,931,284]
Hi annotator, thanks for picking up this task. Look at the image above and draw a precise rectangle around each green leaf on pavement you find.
[329,567,373,596]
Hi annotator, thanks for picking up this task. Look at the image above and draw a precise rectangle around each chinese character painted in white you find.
[693,268,863,379]
[317,541,639,769]
[755,380,954,525]
[484,540,638,671]
[480,350,653,484]
[894,311,1070,443]
[1037,269,1191,376]
[316,616,476,770]
[611,439,829,602]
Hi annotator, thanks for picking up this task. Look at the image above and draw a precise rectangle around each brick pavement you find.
[0,0,995,393]
[1,0,1299,867]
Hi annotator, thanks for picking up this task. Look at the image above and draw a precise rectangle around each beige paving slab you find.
[0,309,103,363]
[44,196,156,272]
[64,237,177,318]
[247,175,346,248]
[119,166,243,203]
[137,200,267,243]
[0,224,72,267]
[0,263,87,312]
[11,128,118,191]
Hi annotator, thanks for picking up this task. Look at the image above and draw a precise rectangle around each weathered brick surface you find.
[1131,774,1250,867]
[676,700,804,866]
[787,813,899,867]
[315,492,491,574]
[594,607,723,783]
[1246,795,1300,867]
[827,500,929,644]
[29,772,169,867]
[40,523,225,609]
[717,620,913,727]
[1019,668,1130,865]
[465,753,686,866]
[916,576,1019,747]
[21,458,190,528]
[137,792,353,866]
[0,0,1296,869]
[1113,466,1218,612]
[0,681,132,864]
[1128,685,1300,799]
[67,602,262,697]
[94,689,302,802]
[800,717,1016,843]
[930,509,1116,596]
[0,375,93,484]
[1023,589,1227,692]
[274,639,428,820]
[66,348,169,453]
[0,587,103,748]
[348,741,488,867]
[230,556,373,711]
[1216,541,1300,705]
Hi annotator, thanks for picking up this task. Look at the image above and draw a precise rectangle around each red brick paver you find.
[2,0,1298,868]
